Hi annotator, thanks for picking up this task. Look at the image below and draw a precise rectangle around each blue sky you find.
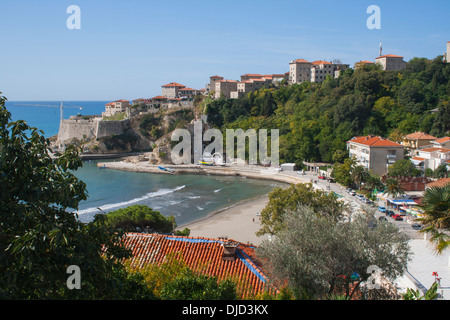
[0,0,449,101]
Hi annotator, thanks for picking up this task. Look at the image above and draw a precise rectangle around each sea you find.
[4,101,282,226]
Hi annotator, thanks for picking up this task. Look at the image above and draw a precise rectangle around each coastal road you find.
[289,169,424,240]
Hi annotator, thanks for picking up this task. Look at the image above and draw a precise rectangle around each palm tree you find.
[351,165,370,191]
[364,172,383,198]
[383,177,405,208]
[416,184,450,254]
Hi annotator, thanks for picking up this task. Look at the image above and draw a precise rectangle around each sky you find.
[0,0,449,101]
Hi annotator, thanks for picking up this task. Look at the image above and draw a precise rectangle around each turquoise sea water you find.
[5,101,282,225]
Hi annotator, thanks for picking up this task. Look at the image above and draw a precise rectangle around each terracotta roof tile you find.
[419,147,450,153]
[404,132,437,140]
[348,135,403,147]
[162,82,185,88]
[291,59,311,63]
[376,54,404,59]
[312,60,332,65]
[122,233,274,298]
[426,178,450,188]
[432,137,450,144]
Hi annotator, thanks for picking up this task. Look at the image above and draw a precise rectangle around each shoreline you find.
[178,193,271,246]
[95,161,314,245]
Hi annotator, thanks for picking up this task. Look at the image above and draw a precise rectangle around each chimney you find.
[222,241,238,261]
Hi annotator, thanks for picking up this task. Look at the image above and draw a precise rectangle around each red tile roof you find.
[419,147,450,153]
[348,135,403,147]
[151,95,168,100]
[411,156,426,161]
[292,59,311,63]
[162,82,185,88]
[312,60,332,65]
[122,233,273,298]
[210,75,223,79]
[358,60,374,64]
[426,178,450,188]
[404,132,437,140]
[376,54,404,59]
[242,74,263,77]
[433,137,450,144]
[179,87,196,91]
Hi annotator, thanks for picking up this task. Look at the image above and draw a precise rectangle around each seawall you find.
[57,118,129,144]
[96,161,313,186]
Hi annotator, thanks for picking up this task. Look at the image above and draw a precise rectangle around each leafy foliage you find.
[205,57,450,164]
[0,94,153,299]
[416,184,450,254]
[257,183,347,236]
[257,205,410,300]
[100,204,176,233]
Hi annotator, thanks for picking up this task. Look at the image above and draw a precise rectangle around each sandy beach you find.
[177,194,271,246]
[96,161,311,246]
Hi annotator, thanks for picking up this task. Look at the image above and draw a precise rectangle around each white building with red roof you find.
[431,136,450,149]
[347,135,405,175]
[414,146,450,171]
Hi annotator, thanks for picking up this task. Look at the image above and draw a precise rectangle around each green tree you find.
[415,184,450,254]
[256,183,347,236]
[160,269,237,300]
[0,94,152,299]
[100,205,176,233]
[388,158,421,177]
[258,206,410,300]
[351,165,370,190]
[331,157,356,187]
[434,164,448,179]
[383,177,405,206]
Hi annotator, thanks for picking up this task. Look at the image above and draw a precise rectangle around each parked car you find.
[364,199,373,205]
[392,214,403,221]
[378,206,387,213]
[378,216,388,222]
[386,210,395,217]
[350,191,356,196]
[411,223,423,230]
[318,176,326,180]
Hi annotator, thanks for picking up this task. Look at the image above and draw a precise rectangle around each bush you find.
[100,205,176,233]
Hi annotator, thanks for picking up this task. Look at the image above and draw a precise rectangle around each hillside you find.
[204,56,450,165]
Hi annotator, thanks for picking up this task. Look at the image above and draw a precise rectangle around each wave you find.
[214,189,221,193]
[76,185,186,215]
[187,196,201,199]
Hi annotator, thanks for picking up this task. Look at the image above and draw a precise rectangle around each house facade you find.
[375,54,407,71]
[401,131,437,156]
[347,135,405,175]
[102,99,130,118]
[412,147,450,171]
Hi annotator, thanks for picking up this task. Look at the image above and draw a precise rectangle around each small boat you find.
[198,160,214,166]
[158,166,175,174]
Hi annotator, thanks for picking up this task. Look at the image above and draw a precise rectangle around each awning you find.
[411,157,425,165]
[389,199,417,206]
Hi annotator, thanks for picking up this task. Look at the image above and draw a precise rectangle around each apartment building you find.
[214,80,238,99]
[207,75,224,94]
[347,135,405,175]
[289,59,349,84]
[103,99,130,118]
[412,147,450,171]
[289,59,312,84]
[375,54,407,71]
[161,82,186,98]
